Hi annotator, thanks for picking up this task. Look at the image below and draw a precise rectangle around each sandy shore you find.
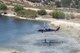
[0,48,18,53]
[35,17,80,27]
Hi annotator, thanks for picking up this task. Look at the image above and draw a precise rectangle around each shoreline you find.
[2,13,80,28]
[0,48,18,53]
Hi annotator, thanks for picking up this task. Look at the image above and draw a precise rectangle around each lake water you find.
[0,16,49,46]
[0,16,80,53]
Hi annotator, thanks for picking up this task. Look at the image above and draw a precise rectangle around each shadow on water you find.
[33,39,64,46]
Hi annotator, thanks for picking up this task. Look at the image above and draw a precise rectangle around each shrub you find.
[0,2,7,10]
[12,51,17,53]
[38,9,47,15]
[14,4,24,12]
[51,11,65,19]
[17,9,37,18]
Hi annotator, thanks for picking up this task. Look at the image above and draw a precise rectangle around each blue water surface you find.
[0,16,49,44]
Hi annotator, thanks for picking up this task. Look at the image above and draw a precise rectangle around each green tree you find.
[14,4,24,12]
[61,0,72,7]
[73,0,80,8]
[51,11,65,19]
[55,1,62,7]
[38,9,47,15]
[0,2,7,11]
[78,1,80,9]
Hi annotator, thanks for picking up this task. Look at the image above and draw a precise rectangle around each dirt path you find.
[8,6,80,16]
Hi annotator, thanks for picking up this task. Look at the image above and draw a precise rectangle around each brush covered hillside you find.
[1,0,80,20]
[1,0,80,8]
[1,0,80,12]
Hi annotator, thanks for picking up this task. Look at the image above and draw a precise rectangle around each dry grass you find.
[74,15,80,19]
[41,15,52,18]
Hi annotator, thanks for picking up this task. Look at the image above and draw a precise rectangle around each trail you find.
[8,6,80,16]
